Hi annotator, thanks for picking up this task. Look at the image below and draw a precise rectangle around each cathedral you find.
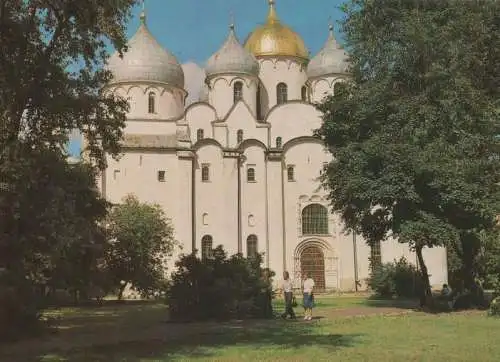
[95,1,448,291]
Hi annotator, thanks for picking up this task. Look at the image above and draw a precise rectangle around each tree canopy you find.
[316,0,500,301]
[104,195,177,299]
[0,0,139,337]
[0,0,138,168]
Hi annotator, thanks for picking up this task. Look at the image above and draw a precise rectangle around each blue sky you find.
[132,0,346,63]
[68,0,346,156]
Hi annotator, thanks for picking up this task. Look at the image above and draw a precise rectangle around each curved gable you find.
[185,102,217,142]
[267,102,322,145]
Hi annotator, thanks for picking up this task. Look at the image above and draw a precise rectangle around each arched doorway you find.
[300,246,326,291]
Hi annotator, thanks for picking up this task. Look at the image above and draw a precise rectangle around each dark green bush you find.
[367,257,423,298]
[0,282,43,342]
[489,297,500,317]
[166,245,274,322]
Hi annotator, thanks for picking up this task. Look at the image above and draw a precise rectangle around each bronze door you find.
[300,246,326,291]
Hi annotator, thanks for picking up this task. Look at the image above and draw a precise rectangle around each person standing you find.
[280,271,296,319]
[302,273,315,321]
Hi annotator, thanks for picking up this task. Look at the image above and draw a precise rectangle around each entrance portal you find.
[300,246,326,291]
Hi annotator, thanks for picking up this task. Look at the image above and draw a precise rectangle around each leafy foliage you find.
[104,195,177,299]
[0,150,108,340]
[0,0,138,168]
[448,231,500,293]
[316,0,500,303]
[489,297,500,317]
[166,246,274,321]
[367,257,423,298]
[0,0,139,339]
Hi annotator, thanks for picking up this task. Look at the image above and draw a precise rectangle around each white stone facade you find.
[97,3,448,291]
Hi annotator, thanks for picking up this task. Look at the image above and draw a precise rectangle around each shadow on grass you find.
[38,319,363,361]
[362,295,419,310]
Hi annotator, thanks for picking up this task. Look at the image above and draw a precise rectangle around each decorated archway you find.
[300,245,325,290]
[294,238,338,291]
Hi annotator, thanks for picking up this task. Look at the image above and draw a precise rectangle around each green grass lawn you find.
[2,296,499,362]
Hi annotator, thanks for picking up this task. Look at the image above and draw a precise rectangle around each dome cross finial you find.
[267,0,279,24]
[140,0,146,24]
[328,16,334,36]
[229,10,235,31]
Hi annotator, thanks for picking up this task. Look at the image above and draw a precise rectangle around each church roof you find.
[205,24,259,79]
[107,11,184,88]
[307,24,349,79]
[244,0,309,61]
[121,134,178,149]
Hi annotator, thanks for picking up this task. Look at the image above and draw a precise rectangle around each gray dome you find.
[107,13,184,88]
[205,24,259,79]
[307,25,349,79]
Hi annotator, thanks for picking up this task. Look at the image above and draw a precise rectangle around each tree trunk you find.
[415,245,433,308]
[460,234,485,307]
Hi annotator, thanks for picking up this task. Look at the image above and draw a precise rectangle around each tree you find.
[316,0,500,306]
[0,0,137,168]
[104,195,177,299]
[0,0,138,337]
[0,151,108,339]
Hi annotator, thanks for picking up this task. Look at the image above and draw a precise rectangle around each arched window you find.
[201,235,213,260]
[301,204,329,235]
[301,86,308,101]
[370,240,382,270]
[196,129,204,142]
[276,137,282,148]
[247,167,255,182]
[201,165,210,182]
[233,81,243,103]
[237,129,243,144]
[276,83,288,104]
[148,92,156,114]
[247,235,258,258]
[287,165,295,181]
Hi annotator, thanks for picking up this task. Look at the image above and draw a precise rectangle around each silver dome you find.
[307,25,349,79]
[107,13,184,88]
[205,24,259,79]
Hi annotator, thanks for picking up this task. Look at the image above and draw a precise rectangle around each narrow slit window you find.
[148,92,156,114]
[247,167,256,182]
[276,83,288,104]
[287,166,295,181]
[201,165,210,182]
[233,81,243,103]
[197,128,204,142]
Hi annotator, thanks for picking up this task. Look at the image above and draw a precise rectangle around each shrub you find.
[0,283,43,342]
[166,245,274,322]
[489,297,500,317]
[367,257,423,298]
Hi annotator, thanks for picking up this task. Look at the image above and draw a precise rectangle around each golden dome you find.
[244,0,309,60]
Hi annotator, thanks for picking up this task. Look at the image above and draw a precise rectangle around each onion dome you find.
[307,24,349,79]
[205,23,259,79]
[107,11,184,88]
[244,0,308,60]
